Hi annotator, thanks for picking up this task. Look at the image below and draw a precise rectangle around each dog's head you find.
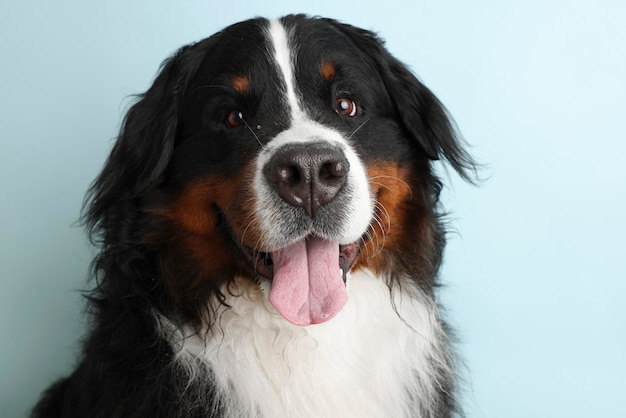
[85,15,475,326]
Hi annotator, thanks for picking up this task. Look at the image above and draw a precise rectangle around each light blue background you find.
[2,1,624,417]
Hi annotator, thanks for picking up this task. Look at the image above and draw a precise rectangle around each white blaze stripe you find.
[268,19,305,121]
[256,19,375,249]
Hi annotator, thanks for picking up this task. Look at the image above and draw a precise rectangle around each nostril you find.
[319,160,348,183]
[264,142,350,216]
[275,165,301,187]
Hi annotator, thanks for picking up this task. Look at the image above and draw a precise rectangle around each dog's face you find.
[88,15,474,327]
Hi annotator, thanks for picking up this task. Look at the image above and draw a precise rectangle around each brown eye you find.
[335,98,357,117]
[226,110,245,127]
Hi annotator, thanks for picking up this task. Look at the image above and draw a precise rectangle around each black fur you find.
[32,15,475,417]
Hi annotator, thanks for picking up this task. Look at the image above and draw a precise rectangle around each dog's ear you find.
[84,38,215,242]
[379,55,477,182]
[328,20,477,182]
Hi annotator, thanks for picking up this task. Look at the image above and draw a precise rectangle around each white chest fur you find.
[168,269,449,418]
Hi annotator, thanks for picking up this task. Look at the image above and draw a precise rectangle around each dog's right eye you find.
[226,110,245,128]
[335,98,357,117]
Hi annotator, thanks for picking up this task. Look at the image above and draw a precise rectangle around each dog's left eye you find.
[225,110,245,128]
[335,98,357,117]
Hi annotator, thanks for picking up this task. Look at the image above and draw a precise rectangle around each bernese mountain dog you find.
[32,14,476,418]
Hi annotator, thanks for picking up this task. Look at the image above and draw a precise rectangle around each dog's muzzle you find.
[263,142,350,217]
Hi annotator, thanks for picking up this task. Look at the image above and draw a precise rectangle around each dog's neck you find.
[161,268,451,418]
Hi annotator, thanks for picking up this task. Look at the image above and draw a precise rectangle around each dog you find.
[32,14,475,418]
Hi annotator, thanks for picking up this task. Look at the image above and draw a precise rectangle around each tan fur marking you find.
[356,164,420,272]
[151,168,262,314]
[320,62,337,81]
[232,75,250,94]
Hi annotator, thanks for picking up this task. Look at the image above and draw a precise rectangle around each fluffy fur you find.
[32,15,475,418]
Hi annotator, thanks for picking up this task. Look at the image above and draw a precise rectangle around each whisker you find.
[347,118,370,139]
[370,175,414,199]
[371,215,388,256]
[252,230,269,265]
[242,118,264,148]
[363,201,391,260]
[361,229,374,259]
[375,200,391,225]
[240,218,255,247]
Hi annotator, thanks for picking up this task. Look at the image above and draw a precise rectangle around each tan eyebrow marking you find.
[320,61,337,81]
[232,75,250,94]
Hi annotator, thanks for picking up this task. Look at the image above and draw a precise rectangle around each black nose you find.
[263,142,350,217]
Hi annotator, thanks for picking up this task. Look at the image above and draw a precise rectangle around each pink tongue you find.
[268,236,347,326]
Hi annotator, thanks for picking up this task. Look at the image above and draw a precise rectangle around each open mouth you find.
[239,234,361,326]
[242,235,360,283]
